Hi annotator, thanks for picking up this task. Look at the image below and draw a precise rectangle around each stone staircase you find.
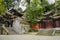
[37,28,54,36]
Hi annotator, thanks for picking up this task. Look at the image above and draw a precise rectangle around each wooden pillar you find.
[44,21,46,28]
[59,19,60,27]
[52,19,56,28]
[38,21,41,29]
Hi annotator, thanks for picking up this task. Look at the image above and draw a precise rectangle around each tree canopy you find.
[0,0,6,15]
[0,0,60,25]
[25,0,60,25]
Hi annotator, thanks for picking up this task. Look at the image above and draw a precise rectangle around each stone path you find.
[0,35,60,40]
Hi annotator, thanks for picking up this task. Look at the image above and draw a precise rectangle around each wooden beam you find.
[2,24,10,35]
[53,13,58,16]
[42,10,54,16]
[6,11,13,15]
[52,16,60,19]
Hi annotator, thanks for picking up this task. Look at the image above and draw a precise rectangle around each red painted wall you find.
[55,21,59,27]
[32,23,39,29]
[32,20,60,29]
[46,21,52,28]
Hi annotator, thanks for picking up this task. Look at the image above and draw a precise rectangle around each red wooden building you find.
[32,10,60,29]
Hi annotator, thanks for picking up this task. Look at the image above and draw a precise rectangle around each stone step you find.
[37,28,54,36]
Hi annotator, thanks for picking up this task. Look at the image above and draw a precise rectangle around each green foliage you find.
[25,0,45,25]
[25,0,59,25]
[26,0,30,4]
[0,0,13,15]
[0,0,3,3]
[0,5,6,14]
[41,0,49,6]
[0,0,6,15]
[56,0,60,7]
[4,0,13,9]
